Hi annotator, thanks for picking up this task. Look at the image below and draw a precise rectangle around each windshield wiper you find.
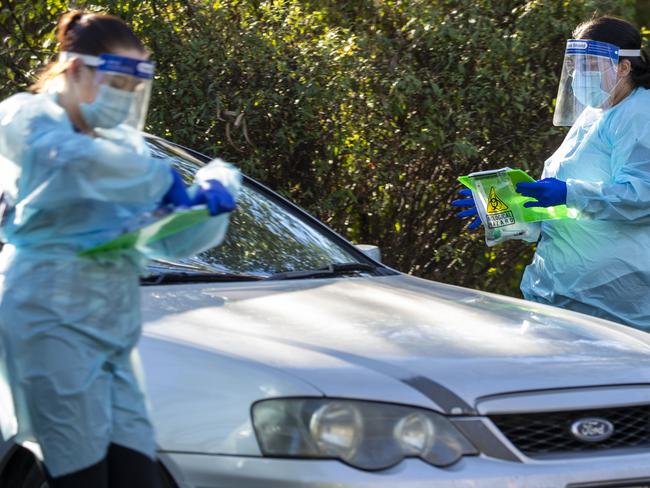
[267,263,378,281]
[141,271,264,285]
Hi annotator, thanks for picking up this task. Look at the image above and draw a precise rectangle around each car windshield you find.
[146,139,369,278]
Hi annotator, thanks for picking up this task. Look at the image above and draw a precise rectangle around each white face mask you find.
[80,85,134,129]
[571,71,610,108]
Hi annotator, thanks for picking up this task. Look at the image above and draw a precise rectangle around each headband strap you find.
[58,51,154,79]
[619,49,642,57]
[59,52,103,66]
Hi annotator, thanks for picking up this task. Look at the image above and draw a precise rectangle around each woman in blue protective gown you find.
[0,11,238,487]
[455,16,650,330]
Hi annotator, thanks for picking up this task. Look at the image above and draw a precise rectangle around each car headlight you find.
[251,398,477,470]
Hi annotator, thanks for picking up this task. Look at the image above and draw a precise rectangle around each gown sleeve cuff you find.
[565,178,603,216]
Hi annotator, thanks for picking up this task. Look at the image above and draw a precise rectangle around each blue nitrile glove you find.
[451,188,482,230]
[516,178,567,208]
[161,168,191,207]
[191,179,236,216]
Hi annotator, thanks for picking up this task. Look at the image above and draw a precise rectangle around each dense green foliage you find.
[1,0,647,295]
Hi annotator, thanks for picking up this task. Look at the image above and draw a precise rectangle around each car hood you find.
[141,274,650,413]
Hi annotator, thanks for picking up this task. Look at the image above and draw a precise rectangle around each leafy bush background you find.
[2,0,647,295]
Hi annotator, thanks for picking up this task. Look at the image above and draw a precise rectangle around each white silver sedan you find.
[2,137,650,488]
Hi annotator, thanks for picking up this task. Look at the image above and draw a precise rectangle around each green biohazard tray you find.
[79,206,211,257]
[459,168,569,222]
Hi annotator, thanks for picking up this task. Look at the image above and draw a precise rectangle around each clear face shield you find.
[553,40,641,127]
[60,52,155,131]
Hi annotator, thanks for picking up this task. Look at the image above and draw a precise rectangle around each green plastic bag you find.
[79,206,211,257]
[458,168,571,246]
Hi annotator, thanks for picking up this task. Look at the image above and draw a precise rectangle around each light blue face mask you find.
[80,85,134,129]
[571,71,610,108]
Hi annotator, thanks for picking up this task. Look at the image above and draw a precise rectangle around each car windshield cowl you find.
[141,271,265,285]
[142,262,395,285]
[267,262,387,281]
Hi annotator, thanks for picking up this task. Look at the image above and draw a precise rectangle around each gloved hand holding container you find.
[456,168,571,247]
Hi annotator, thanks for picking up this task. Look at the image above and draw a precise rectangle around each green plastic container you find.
[459,168,569,222]
[79,206,211,257]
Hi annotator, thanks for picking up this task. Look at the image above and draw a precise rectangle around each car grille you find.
[490,405,650,456]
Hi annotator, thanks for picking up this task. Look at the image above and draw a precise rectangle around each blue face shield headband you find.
[552,39,641,127]
[59,52,155,130]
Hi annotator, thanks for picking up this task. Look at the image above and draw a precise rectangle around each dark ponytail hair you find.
[31,10,145,92]
[574,16,650,90]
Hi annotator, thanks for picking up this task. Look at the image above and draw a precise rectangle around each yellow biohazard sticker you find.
[486,187,509,214]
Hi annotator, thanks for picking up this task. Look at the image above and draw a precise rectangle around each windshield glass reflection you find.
[148,140,361,276]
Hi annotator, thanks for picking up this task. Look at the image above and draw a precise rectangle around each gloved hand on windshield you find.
[452,188,482,230]
[161,168,191,207]
[516,178,567,208]
[190,179,236,216]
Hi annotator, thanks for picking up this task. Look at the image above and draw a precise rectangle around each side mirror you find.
[355,244,381,263]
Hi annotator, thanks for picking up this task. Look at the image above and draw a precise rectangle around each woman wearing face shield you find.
[455,16,650,330]
[0,11,239,487]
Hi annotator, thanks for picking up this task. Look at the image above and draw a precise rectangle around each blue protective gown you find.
[0,92,239,476]
[521,87,650,329]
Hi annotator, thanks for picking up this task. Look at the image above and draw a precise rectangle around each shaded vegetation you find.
[1,0,645,295]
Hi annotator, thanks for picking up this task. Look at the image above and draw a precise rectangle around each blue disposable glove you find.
[191,179,236,216]
[161,168,191,207]
[451,188,482,230]
[516,178,567,208]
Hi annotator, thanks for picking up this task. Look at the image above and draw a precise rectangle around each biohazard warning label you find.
[486,211,515,228]
[485,186,515,228]
[486,187,508,214]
